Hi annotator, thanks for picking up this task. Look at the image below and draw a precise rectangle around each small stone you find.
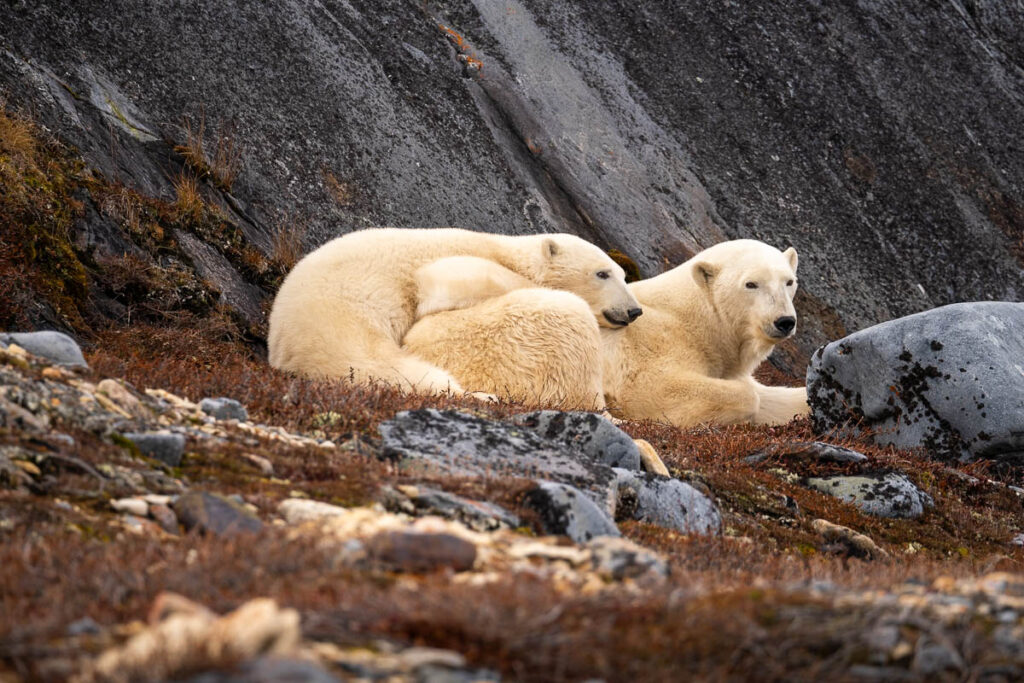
[812,518,888,559]
[172,491,263,537]
[586,536,669,581]
[241,453,274,476]
[399,486,520,532]
[0,331,88,368]
[41,367,67,380]
[121,432,186,467]
[613,469,722,535]
[911,637,966,676]
[149,504,179,534]
[120,514,162,535]
[111,497,149,517]
[522,481,620,542]
[364,530,477,572]
[279,499,350,524]
[66,617,102,637]
[97,379,145,416]
[199,397,248,422]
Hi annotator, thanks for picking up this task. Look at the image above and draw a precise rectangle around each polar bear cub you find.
[405,258,608,408]
[267,227,639,395]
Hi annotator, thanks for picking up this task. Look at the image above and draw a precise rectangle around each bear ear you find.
[692,261,720,290]
[542,237,560,259]
[783,247,798,271]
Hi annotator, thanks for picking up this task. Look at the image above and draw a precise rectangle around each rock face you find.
[1,1,1021,359]
[807,302,1024,463]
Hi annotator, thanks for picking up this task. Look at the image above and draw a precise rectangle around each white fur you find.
[602,239,809,426]
[402,239,809,425]
[405,288,604,409]
[267,227,636,395]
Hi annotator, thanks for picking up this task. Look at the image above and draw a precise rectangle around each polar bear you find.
[601,239,809,426]
[405,239,809,425]
[267,227,640,395]
[404,277,605,409]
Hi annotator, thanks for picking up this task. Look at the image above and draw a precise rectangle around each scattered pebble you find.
[121,432,186,468]
[199,397,248,422]
[172,491,263,537]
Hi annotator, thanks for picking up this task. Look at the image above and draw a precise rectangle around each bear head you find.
[691,239,800,347]
[537,235,641,328]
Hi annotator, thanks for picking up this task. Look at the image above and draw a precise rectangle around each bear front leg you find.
[752,382,810,425]
[617,373,760,428]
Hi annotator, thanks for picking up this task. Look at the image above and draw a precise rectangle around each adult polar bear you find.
[267,227,640,395]
[405,239,809,426]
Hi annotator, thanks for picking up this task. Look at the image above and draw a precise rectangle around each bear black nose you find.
[627,307,643,322]
[774,316,796,335]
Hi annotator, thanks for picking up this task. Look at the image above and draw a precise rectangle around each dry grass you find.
[172,171,204,224]
[174,110,241,192]
[270,215,307,272]
[322,169,355,207]
[0,104,37,164]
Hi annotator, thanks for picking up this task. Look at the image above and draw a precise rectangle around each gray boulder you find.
[379,409,620,511]
[511,411,642,470]
[199,397,248,422]
[807,302,1024,464]
[121,431,186,467]
[378,409,722,540]
[613,469,722,534]
[0,331,87,368]
[805,472,934,519]
[523,481,620,542]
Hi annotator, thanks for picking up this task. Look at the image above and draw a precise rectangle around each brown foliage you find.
[174,110,240,192]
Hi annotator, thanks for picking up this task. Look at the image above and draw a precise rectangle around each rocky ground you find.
[2,323,1024,681]
[1,12,1023,678]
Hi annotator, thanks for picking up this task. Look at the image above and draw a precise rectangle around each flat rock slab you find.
[173,491,263,536]
[511,410,641,469]
[379,409,619,511]
[402,486,521,532]
[0,331,87,368]
[807,302,1024,463]
[365,530,477,573]
[805,472,934,519]
[744,441,869,466]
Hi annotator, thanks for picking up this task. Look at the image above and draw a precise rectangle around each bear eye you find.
[786,279,795,287]
[596,271,610,280]
[745,282,758,289]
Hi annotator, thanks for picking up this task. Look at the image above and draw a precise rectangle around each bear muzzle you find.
[771,316,796,337]
[603,307,642,327]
